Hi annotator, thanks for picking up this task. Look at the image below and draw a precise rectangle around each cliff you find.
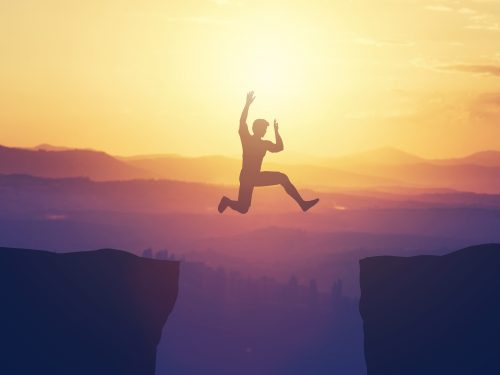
[0,145,150,180]
[0,247,179,375]
[359,243,500,375]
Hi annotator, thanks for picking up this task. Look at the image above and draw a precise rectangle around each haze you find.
[1,0,500,158]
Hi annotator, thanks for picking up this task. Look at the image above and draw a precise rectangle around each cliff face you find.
[359,244,500,375]
[0,247,179,375]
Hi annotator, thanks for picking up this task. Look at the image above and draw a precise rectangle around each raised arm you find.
[239,91,255,137]
[266,119,284,153]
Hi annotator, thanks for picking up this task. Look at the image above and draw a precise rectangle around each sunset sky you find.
[1,0,500,158]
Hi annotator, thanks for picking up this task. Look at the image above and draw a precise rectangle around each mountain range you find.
[3,144,500,193]
[0,145,148,181]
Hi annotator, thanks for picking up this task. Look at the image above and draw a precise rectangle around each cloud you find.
[425,5,453,12]
[353,37,413,48]
[424,3,500,31]
[210,0,232,5]
[458,7,476,15]
[441,64,500,76]
[465,10,500,31]
[165,15,234,26]
[470,93,500,120]
[467,22,500,31]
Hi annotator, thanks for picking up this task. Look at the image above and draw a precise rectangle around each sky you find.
[1,0,500,158]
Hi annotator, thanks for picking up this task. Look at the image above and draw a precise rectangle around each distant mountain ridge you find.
[432,150,500,167]
[326,146,425,166]
[33,143,75,151]
[0,145,151,181]
[126,154,401,188]
[124,147,500,193]
[3,144,500,193]
[325,146,500,168]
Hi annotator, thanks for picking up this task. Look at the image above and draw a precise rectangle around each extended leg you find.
[255,171,319,212]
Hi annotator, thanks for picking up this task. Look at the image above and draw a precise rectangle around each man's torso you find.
[240,133,266,176]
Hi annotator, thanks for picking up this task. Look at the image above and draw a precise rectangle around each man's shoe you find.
[218,196,229,213]
[301,198,319,212]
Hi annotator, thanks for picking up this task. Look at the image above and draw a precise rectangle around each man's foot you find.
[301,198,319,212]
[218,196,229,213]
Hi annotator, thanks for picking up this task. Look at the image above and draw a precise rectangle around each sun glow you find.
[244,33,304,96]
[3,1,500,157]
[216,24,331,139]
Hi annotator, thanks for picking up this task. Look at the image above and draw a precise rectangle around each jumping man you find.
[218,91,319,214]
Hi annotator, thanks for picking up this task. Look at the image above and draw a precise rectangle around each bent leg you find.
[254,171,305,207]
[225,182,254,214]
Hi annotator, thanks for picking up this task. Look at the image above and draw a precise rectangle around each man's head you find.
[252,119,269,138]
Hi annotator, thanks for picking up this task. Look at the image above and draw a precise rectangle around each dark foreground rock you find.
[0,247,179,375]
[359,243,500,375]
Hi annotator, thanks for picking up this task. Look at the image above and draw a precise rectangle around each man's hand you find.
[269,118,284,152]
[246,91,255,106]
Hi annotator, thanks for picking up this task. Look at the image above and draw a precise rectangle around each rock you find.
[0,247,179,375]
[360,243,500,375]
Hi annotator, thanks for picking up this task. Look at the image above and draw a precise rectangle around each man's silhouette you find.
[218,91,319,214]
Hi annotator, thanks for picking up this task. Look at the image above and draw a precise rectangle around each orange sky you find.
[1,0,500,158]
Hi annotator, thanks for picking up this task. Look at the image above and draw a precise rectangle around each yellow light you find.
[246,37,290,95]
